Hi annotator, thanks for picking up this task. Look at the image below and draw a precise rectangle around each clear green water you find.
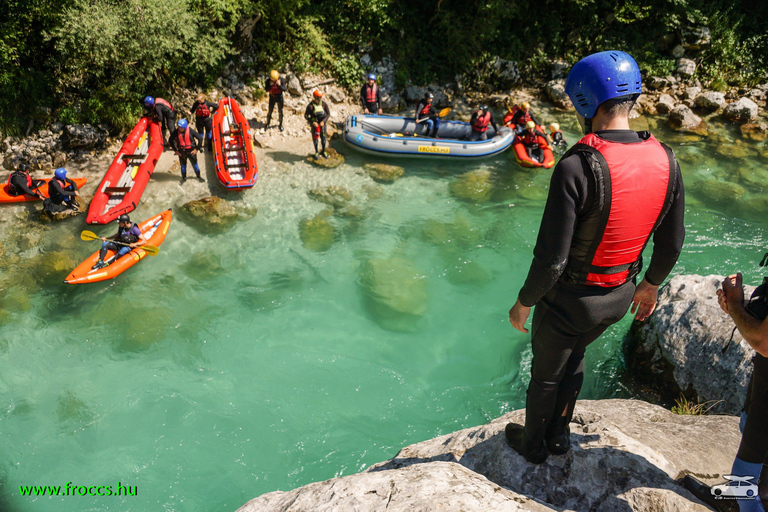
[1,113,767,511]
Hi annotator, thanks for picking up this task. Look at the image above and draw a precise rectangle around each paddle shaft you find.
[80,230,158,255]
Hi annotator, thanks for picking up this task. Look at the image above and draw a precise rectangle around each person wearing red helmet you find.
[506,50,685,465]
[304,90,331,159]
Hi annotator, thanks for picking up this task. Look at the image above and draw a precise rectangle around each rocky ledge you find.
[237,399,739,511]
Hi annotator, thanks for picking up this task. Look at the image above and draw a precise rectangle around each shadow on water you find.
[266,150,307,165]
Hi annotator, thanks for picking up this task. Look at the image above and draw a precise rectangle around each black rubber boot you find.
[505,423,547,464]
[545,417,571,455]
[682,475,739,512]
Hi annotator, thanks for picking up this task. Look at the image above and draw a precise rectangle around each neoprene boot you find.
[545,416,571,455]
[504,423,547,464]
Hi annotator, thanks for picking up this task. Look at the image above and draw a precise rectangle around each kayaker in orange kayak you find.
[92,214,147,270]
[7,163,43,199]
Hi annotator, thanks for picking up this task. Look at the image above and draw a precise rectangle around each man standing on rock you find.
[506,50,686,464]
[305,90,331,159]
[684,272,768,512]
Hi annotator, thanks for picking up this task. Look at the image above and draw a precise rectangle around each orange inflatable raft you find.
[64,209,172,284]
[0,178,87,204]
[512,132,555,169]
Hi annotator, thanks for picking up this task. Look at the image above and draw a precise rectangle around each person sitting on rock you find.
[46,167,81,212]
[416,93,439,137]
[469,104,498,141]
[7,163,43,199]
[189,93,218,150]
[361,73,383,115]
[142,96,176,147]
[265,70,287,131]
[92,214,146,270]
[518,121,550,162]
[169,119,204,184]
[684,271,768,512]
[304,90,331,159]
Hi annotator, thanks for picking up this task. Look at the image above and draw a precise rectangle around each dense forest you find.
[1,0,766,134]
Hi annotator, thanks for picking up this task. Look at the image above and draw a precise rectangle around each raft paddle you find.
[80,230,159,256]
[415,107,452,124]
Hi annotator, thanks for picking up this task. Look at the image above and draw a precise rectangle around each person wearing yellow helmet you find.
[304,90,331,159]
[265,70,287,131]
[511,101,540,133]
[189,93,218,151]
[361,73,383,115]
[517,120,549,161]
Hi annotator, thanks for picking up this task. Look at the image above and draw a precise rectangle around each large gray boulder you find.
[62,124,109,150]
[668,105,708,136]
[675,58,696,78]
[628,274,755,414]
[492,57,521,86]
[694,92,726,112]
[238,399,739,512]
[544,79,573,110]
[656,94,677,114]
[286,74,303,96]
[723,97,759,124]
[681,25,711,50]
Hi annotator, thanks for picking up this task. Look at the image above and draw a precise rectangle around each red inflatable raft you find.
[87,117,163,224]
[64,209,172,284]
[212,97,258,190]
[0,177,87,204]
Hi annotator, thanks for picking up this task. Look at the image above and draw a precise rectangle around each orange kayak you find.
[64,209,172,284]
[0,177,87,204]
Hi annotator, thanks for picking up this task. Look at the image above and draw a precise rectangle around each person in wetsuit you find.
[189,94,218,150]
[169,119,204,183]
[416,93,439,137]
[7,163,43,198]
[518,120,550,162]
[47,167,81,211]
[469,105,498,141]
[361,73,382,115]
[684,272,768,512]
[143,96,176,146]
[265,70,287,131]
[549,123,567,151]
[304,90,331,159]
[506,50,685,465]
[92,214,145,270]
[510,102,541,134]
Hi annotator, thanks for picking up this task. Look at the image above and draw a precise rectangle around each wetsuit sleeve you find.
[279,79,287,92]
[169,130,179,151]
[191,129,204,150]
[265,79,271,92]
[512,110,523,124]
[518,154,590,307]
[66,177,78,191]
[643,161,685,286]
[416,101,425,119]
[304,104,313,123]
[208,101,218,114]
[189,101,198,116]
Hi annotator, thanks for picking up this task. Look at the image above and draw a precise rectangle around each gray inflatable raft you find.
[343,114,515,158]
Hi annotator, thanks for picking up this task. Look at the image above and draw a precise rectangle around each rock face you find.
[362,163,404,183]
[628,275,755,414]
[62,124,109,150]
[544,79,573,110]
[238,399,739,512]
[723,97,758,124]
[668,105,708,136]
[180,196,240,233]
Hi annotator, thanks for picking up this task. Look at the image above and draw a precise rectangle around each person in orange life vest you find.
[304,90,331,159]
[519,120,551,162]
[265,70,287,131]
[506,50,685,465]
[416,92,439,137]
[468,104,498,141]
[47,167,81,210]
[7,163,43,198]
[142,96,176,147]
[189,93,218,150]
[361,73,382,115]
[510,102,541,134]
[169,119,204,183]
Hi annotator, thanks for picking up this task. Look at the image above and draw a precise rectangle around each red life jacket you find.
[419,102,432,116]
[519,129,542,147]
[503,106,519,126]
[561,133,676,287]
[177,127,193,150]
[195,102,210,117]
[155,98,174,111]
[269,80,283,97]
[472,111,491,132]
[364,84,378,104]
[515,110,533,126]
[7,171,33,195]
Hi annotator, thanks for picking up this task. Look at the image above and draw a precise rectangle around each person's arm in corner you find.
[718,273,768,357]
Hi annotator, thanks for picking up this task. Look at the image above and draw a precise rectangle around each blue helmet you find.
[564,50,642,119]
[367,73,376,81]
[54,167,67,180]
[143,96,155,107]
[177,119,188,130]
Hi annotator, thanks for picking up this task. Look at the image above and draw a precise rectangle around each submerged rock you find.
[693,179,746,203]
[449,169,495,203]
[723,97,758,124]
[180,196,239,234]
[359,255,427,332]
[238,399,738,512]
[740,122,768,142]
[299,213,335,252]
[307,186,352,208]
[628,275,754,415]
[363,163,405,183]
[307,147,345,168]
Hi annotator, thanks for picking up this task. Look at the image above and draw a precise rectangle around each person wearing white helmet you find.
[506,50,685,465]
[265,70,287,131]
[361,73,382,115]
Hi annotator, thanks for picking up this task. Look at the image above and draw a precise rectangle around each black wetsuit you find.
[48,177,79,206]
[8,172,42,196]
[360,83,382,113]
[169,127,203,165]
[190,100,218,148]
[304,100,330,154]
[143,99,176,144]
[517,130,685,445]
[265,78,287,128]
[739,354,768,464]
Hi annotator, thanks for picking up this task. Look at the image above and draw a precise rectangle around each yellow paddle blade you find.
[80,230,100,241]
[438,107,451,118]
[139,245,159,256]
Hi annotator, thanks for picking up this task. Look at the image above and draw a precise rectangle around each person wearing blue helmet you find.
[168,119,204,183]
[46,167,81,212]
[505,50,685,465]
[360,73,382,115]
[142,95,176,147]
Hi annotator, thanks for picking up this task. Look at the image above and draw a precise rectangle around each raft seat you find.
[105,186,131,194]
[225,163,247,169]
[121,154,146,162]
[226,146,244,151]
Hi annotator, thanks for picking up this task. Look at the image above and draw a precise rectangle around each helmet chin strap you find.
[583,117,593,135]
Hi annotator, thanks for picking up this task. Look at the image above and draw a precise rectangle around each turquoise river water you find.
[1,111,768,511]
